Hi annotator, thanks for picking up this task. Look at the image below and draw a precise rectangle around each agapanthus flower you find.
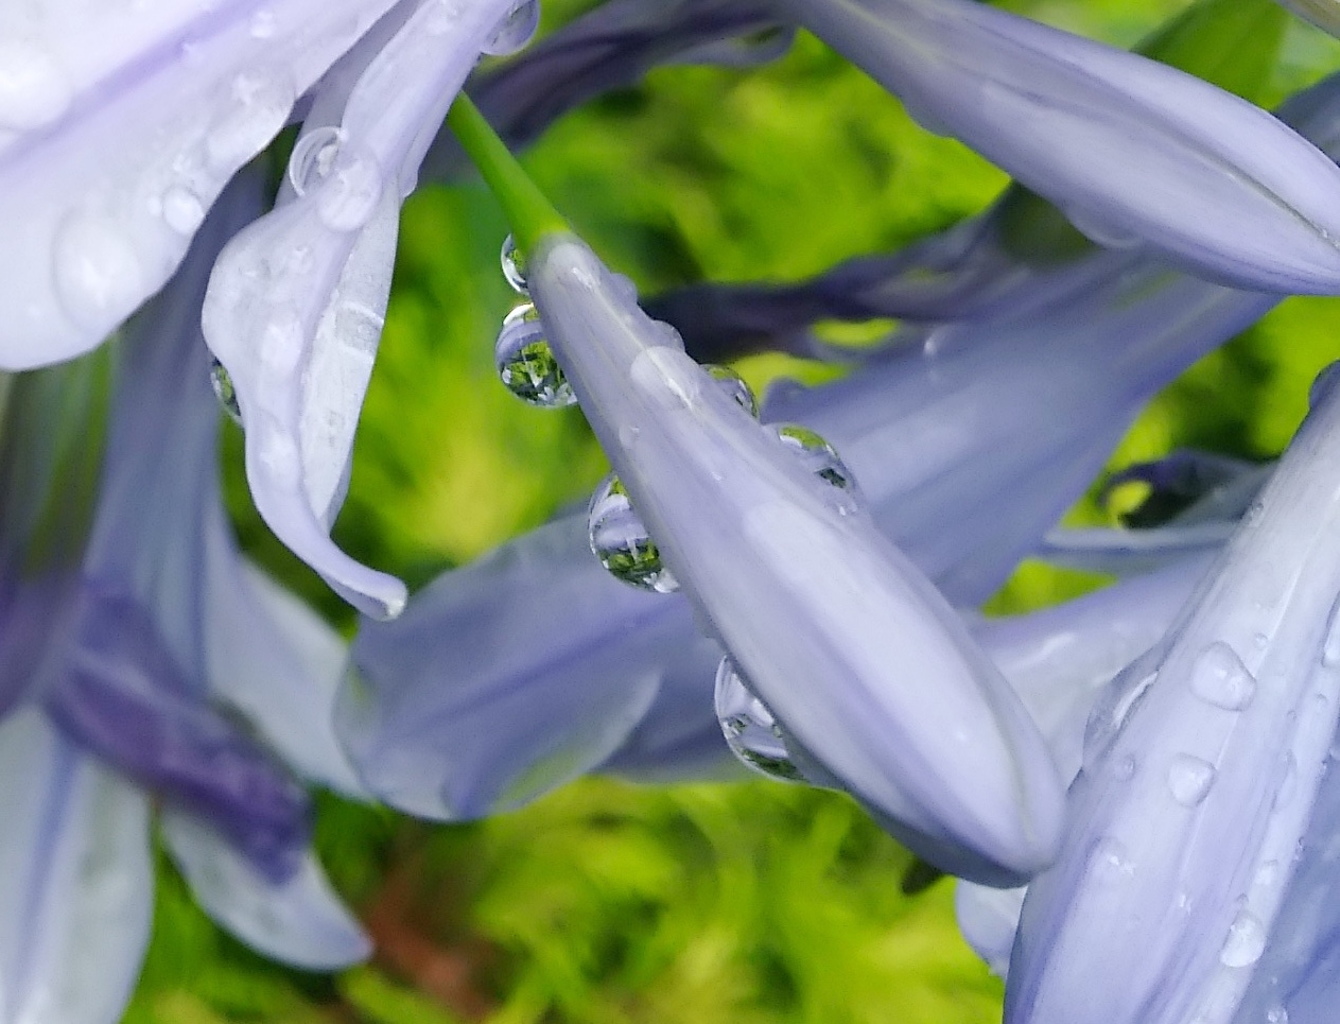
[1003,364,1340,1023]
[0,171,368,1023]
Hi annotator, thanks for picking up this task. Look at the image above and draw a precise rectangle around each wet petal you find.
[787,0,1340,293]
[0,0,403,370]
[161,808,370,970]
[1007,384,1340,1024]
[0,708,152,1024]
[204,0,525,619]
[340,515,672,818]
[530,233,1065,886]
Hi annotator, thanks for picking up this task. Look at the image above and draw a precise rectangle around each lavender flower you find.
[1004,372,1340,1024]
[779,0,1340,293]
[0,173,369,1021]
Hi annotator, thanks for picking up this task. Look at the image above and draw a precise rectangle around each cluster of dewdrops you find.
[491,234,870,785]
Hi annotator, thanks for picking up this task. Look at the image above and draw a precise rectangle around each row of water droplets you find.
[492,233,864,782]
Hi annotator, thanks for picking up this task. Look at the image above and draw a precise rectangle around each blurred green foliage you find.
[149,0,1340,1021]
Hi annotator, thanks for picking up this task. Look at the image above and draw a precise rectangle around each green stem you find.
[446,93,568,251]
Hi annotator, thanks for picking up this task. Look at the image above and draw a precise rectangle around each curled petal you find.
[0,0,402,369]
[784,0,1340,293]
[340,516,671,818]
[530,234,1064,886]
[161,809,370,971]
[0,709,152,1024]
[204,0,517,619]
[1008,385,1340,1024]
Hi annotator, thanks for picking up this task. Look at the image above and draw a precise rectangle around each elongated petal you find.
[0,708,152,1024]
[784,0,1340,293]
[1008,387,1340,1024]
[204,0,525,619]
[0,0,403,370]
[161,809,370,970]
[531,233,1064,885]
[340,515,672,818]
[44,583,311,882]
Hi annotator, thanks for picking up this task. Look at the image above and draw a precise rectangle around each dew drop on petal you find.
[249,8,277,38]
[587,474,678,593]
[206,71,294,171]
[53,215,144,329]
[714,656,806,782]
[481,0,541,56]
[1087,836,1135,885]
[1167,753,1216,807]
[423,0,464,34]
[1219,910,1267,968]
[0,41,72,131]
[209,358,242,425]
[317,147,382,232]
[288,126,344,198]
[494,303,575,408]
[1109,754,1136,781]
[161,185,205,235]
[770,423,863,514]
[705,364,758,416]
[1266,1005,1290,1024]
[500,233,528,294]
[1189,642,1256,711]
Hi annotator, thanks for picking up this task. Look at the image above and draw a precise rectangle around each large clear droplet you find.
[714,656,806,782]
[287,125,343,197]
[494,303,575,408]
[500,233,528,294]
[705,364,758,416]
[587,474,679,593]
[210,358,242,425]
[1189,642,1256,711]
[771,423,862,513]
[481,0,540,56]
[1166,753,1216,807]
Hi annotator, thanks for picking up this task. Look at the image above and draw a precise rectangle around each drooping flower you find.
[1004,369,1340,1024]
[0,170,369,1022]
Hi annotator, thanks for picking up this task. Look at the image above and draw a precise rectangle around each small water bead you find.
[1109,754,1137,781]
[209,359,242,424]
[1219,910,1267,968]
[770,424,862,513]
[53,215,144,329]
[481,0,541,56]
[287,126,343,197]
[1167,753,1216,807]
[495,303,575,408]
[705,365,758,416]
[1189,642,1256,711]
[714,656,806,782]
[206,71,293,171]
[500,234,527,294]
[1087,836,1135,885]
[587,474,679,593]
[1266,1006,1289,1024]
[161,185,205,235]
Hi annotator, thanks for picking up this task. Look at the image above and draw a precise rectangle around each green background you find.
[129,1,1340,1020]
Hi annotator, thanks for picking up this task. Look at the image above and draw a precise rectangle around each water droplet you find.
[210,358,242,424]
[1189,642,1256,711]
[1253,860,1281,890]
[1088,836,1135,884]
[771,424,862,514]
[587,474,678,593]
[1244,501,1265,526]
[500,233,527,294]
[423,0,464,33]
[1219,910,1266,968]
[1266,1006,1289,1024]
[481,0,541,56]
[287,126,343,197]
[494,303,575,408]
[53,215,144,329]
[1167,753,1216,807]
[317,146,382,232]
[704,365,758,416]
[1109,754,1137,781]
[0,41,72,131]
[715,656,806,782]
[161,185,205,234]
[206,71,293,171]
[249,8,277,38]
